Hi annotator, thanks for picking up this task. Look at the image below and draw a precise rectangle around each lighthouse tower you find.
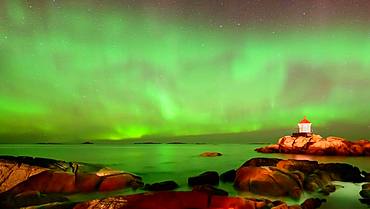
[292,116,313,137]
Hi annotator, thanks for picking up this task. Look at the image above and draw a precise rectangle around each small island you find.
[256,116,370,156]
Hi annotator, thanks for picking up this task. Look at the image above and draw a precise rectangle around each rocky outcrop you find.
[235,157,367,198]
[200,152,223,157]
[256,135,370,156]
[0,156,142,208]
[73,191,325,209]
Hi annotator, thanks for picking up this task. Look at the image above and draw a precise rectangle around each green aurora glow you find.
[0,1,369,142]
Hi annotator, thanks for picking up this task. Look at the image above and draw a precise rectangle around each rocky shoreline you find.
[256,135,370,156]
[0,155,369,209]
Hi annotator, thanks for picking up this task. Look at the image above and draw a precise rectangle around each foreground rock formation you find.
[256,135,370,156]
[73,191,325,209]
[0,156,142,208]
[0,155,367,209]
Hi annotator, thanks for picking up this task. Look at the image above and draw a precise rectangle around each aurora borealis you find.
[0,0,369,142]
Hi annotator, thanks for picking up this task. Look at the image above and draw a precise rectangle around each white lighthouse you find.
[292,116,313,137]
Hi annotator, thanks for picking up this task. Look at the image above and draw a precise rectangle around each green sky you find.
[0,1,369,142]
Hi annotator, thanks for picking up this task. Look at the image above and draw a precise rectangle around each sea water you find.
[0,143,368,209]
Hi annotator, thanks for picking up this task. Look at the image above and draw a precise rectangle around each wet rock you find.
[360,183,370,199]
[362,171,370,182]
[318,163,364,182]
[143,180,179,191]
[276,159,319,174]
[234,166,303,198]
[300,198,326,209]
[360,198,370,205]
[199,152,222,157]
[318,184,336,195]
[75,173,101,193]
[255,144,280,153]
[304,170,333,192]
[188,171,219,186]
[362,183,370,190]
[99,173,141,192]
[192,184,228,196]
[220,169,236,182]
[271,203,289,209]
[0,191,70,209]
[241,157,281,167]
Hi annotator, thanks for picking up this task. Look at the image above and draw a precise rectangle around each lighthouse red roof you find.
[299,116,311,124]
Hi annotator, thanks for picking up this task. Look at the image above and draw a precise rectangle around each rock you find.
[143,180,179,191]
[272,203,289,209]
[362,171,370,182]
[234,166,303,198]
[307,137,350,155]
[256,135,370,156]
[241,157,281,167]
[0,191,70,209]
[199,152,222,157]
[188,171,219,186]
[360,183,370,199]
[276,159,319,174]
[304,170,333,192]
[360,198,370,205]
[362,183,370,190]
[192,184,228,196]
[99,173,142,192]
[255,144,280,153]
[220,169,236,182]
[300,198,326,209]
[0,159,49,193]
[75,173,101,192]
[82,141,93,144]
[350,144,364,155]
[318,184,336,195]
[318,163,364,182]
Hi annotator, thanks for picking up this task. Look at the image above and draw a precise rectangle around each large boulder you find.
[234,166,303,199]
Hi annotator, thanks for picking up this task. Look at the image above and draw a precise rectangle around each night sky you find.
[0,0,369,142]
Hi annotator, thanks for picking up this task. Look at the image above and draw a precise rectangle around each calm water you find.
[0,143,369,209]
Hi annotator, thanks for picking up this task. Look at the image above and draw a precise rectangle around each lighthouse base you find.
[291,132,312,137]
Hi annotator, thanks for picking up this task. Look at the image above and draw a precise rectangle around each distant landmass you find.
[0,123,368,144]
